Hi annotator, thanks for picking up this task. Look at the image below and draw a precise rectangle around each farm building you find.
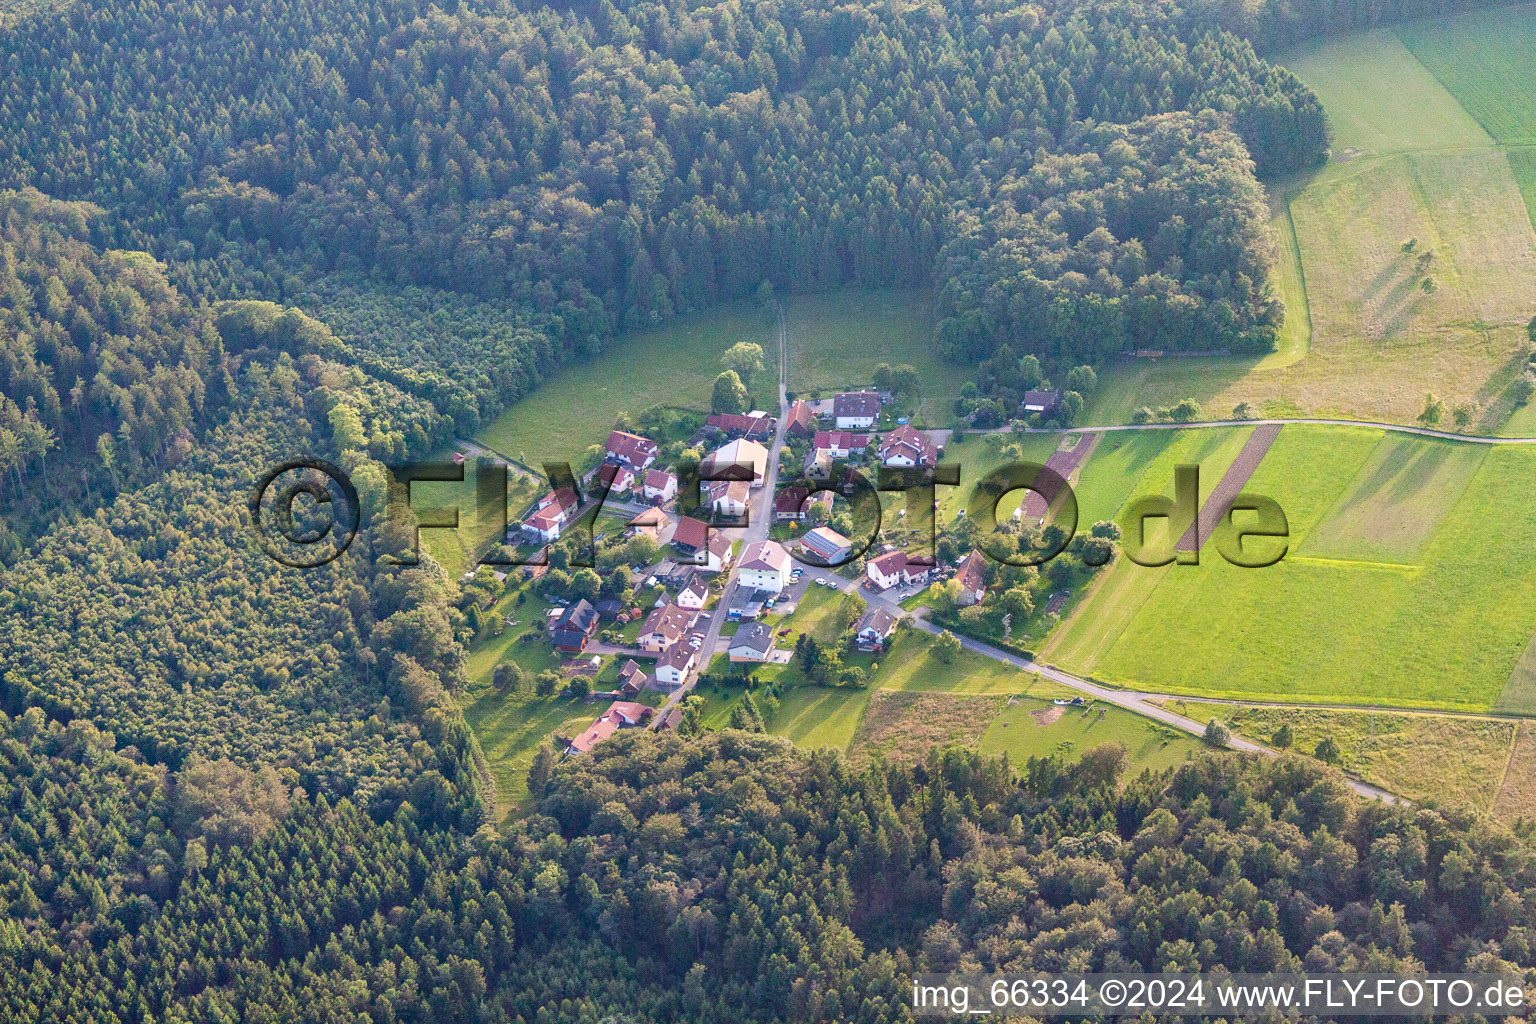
[550,599,599,653]
[802,526,853,563]
[785,400,816,437]
[704,438,769,486]
[1020,389,1063,417]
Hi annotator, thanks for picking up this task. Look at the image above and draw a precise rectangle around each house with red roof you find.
[878,425,939,468]
[605,430,659,469]
[954,549,988,606]
[522,487,581,542]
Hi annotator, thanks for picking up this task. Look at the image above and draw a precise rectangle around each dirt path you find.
[1175,422,1283,552]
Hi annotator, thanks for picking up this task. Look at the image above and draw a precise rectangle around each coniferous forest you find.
[1,0,1534,1021]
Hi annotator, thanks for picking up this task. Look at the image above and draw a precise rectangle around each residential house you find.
[522,487,580,543]
[550,599,599,652]
[1021,389,1064,418]
[802,447,834,481]
[853,607,897,652]
[833,391,881,428]
[785,400,816,437]
[704,438,769,486]
[706,477,750,518]
[605,430,659,469]
[642,468,677,503]
[773,486,832,522]
[865,551,931,591]
[594,598,626,620]
[626,506,668,540]
[616,659,649,696]
[811,430,868,461]
[654,640,697,687]
[705,411,776,440]
[802,526,853,564]
[703,531,733,573]
[676,573,710,611]
[728,621,776,662]
[567,700,654,755]
[954,549,988,606]
[638,602,695,653]
[878,425,938,468]
[736,540,790,594]
[656,706,684,731]
[597,462,636,497]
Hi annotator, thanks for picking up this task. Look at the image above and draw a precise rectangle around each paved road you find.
[854,593,1403,804]
[652,303,792,725]
[1010,416,1536,445]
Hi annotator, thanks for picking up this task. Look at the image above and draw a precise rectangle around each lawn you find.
[978,697,1199,776]
[1069,426,1536,711]
[1170,699,1516,816]
[939,430,1062,523]
[1276,28,1490,157]
[785,288,968,425]
[411,454,542,579]
[475,299,777,465]
[850,690,1005,765]
[1397,4,1536,145]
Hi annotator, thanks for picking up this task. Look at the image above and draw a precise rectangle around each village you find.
[473,385,1067,758]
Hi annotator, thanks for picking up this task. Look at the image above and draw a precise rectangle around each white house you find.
[866,550,930,590]
[638,603,695,652]
[642,468,677,503]
[605,430,659,469]
[736,540,790,594]
[705,438,769,487]
[727,621,776,662]
[521,487,580,543]
[676,573,710,611]
[878,425,938,468]
[707,478,750,517]
[833,391,881,429]
[853,607,897,652]
[654,640,697,687]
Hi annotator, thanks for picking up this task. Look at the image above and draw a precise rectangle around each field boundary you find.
[1176,423,1283,551]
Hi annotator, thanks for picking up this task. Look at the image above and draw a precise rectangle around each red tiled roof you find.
[605,430,659,464]
[673,516,709,550]
[956,549,987,593]
[833,391,881,418]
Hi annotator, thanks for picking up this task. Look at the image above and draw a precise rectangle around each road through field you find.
[899,614,1405,804]
[1016,416,1536,444]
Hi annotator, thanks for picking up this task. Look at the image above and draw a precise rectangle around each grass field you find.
[1053,426,1536,711]
[851,691,1004,765]
[1397,5,1536,144]
[1278,29,1491,157]
[785,289,967,425]
[475,300,776,464]
[1040,426,1256,664]
[1300,435,1485,564]
[1169,700,1516,815]
[978,697,1199,776]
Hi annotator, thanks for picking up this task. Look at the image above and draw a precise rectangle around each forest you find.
[2,0,1535,1020]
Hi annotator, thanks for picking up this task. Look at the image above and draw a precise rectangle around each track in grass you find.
[1175,423,1283,552]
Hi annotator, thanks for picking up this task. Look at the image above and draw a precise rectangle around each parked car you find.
[815,578,826,586]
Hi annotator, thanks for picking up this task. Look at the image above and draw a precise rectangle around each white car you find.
[814,578,826,586]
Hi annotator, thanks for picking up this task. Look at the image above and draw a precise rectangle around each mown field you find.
[475,299,777,464]
[1051,425,1536,711]
[1168,699,1518,817]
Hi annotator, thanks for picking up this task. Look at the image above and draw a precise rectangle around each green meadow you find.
[1397,4,1536,144]
[1053,426,1536,711]
[475,300,778,464]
